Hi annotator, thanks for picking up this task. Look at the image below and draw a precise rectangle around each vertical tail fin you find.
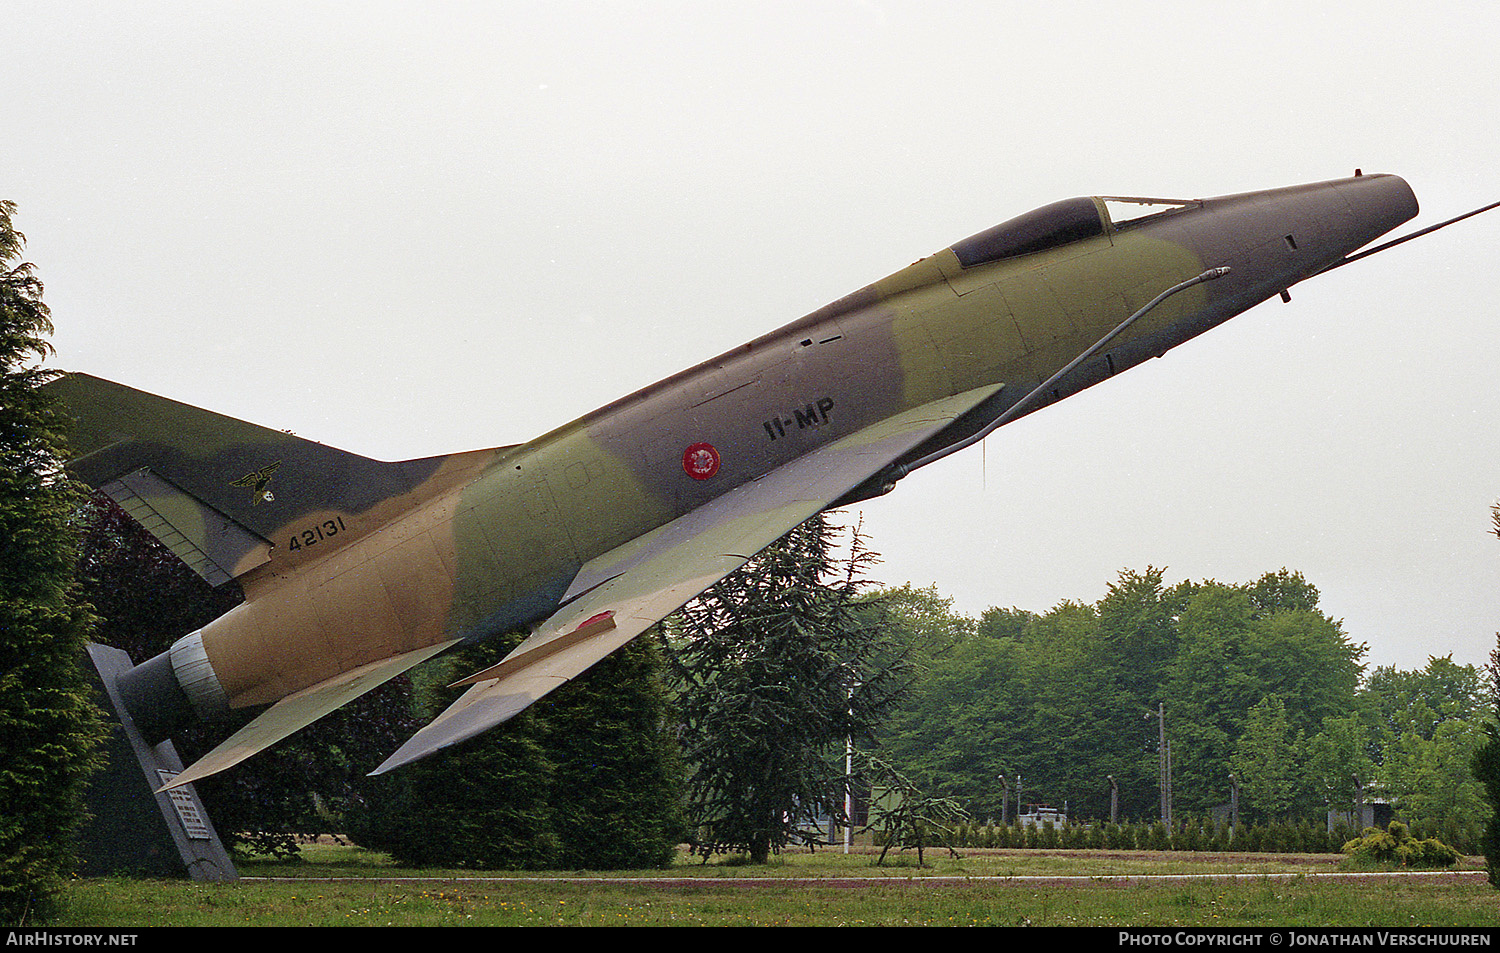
[46,373,510,587]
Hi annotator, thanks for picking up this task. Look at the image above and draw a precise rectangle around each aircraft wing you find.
[371,382,1005,775]
[158,639,458,790]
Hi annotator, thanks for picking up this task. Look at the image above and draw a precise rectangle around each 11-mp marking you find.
[763,396,835,440]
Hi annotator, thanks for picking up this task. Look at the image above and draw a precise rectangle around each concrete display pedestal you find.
[79,643,238,882]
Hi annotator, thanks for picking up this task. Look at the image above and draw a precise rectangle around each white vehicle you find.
[1018,805,1067,828]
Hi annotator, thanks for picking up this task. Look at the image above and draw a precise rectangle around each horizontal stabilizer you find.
[100,468,270,586]
[371,382,1005,775]
[159,639,458,791]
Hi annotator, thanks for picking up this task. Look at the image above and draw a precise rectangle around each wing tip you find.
[371,686,541,776]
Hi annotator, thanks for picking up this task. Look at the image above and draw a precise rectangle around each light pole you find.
[1228,773,1239,833]
[1352,774,1365,832]
[1146,703,1170,825]
[843,678,858,854]
[843,733,852,854]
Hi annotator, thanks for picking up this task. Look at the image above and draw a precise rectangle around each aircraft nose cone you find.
[1163,174,1424,319]
[1330,173,1420,250]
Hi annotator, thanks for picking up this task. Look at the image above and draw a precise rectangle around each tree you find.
[1015,599,1141,820]
[1471,504,1500,886]
[976,605,1037,643]
[1381,717,1486,829]
[877,622,1034,820]
[1363,656,1487,746]
[538,633,686,870]
[872,583,976,663]
[1094,568,1185,817]
[1474,676,1500,885]
[1361,655,1488,834]
[0,200,105,923]
[1161,583,1261,814]
[666,513,906,863]
[1229,696,1301,821]
[856,751,968,866]
[347,630,685,870]
[874,566,1370,825]
[1096,567,1178,709]
[1300,713,1376,818]
[1246,568,1323,616]
[1163,576,1364,814]
[351,643,562,869]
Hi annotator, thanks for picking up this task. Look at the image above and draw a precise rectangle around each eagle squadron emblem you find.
[230,462,282,506]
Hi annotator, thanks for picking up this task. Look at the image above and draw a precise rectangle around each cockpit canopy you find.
[951,195,1198,268]
[952,197,1104,268]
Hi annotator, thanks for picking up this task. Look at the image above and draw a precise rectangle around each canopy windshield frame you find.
[1098,195,1202,232]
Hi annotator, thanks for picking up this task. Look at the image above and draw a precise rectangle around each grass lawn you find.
[51,843,1498,928]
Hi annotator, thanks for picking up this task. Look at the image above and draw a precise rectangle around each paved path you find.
[247,869,1487,888]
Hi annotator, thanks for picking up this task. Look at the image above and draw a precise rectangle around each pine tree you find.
[666,513,907,863]
[0,201,105,923]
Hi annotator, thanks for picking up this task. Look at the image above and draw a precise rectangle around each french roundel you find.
[682,442,721,480]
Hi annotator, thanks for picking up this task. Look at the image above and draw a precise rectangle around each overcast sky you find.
[7,1,1496,672]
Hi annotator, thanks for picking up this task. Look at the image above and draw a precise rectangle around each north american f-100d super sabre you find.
[48,172,1494,789]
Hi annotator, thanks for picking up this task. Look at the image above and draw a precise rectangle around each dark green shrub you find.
[347,634,683,871]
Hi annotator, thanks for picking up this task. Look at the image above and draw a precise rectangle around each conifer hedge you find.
[0,200,105,924]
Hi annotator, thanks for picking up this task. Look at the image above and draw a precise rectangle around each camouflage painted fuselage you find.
[58,173,1418,740]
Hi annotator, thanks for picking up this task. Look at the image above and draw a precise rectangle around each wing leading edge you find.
[371,382,1006,775]
[158,639,459,791]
